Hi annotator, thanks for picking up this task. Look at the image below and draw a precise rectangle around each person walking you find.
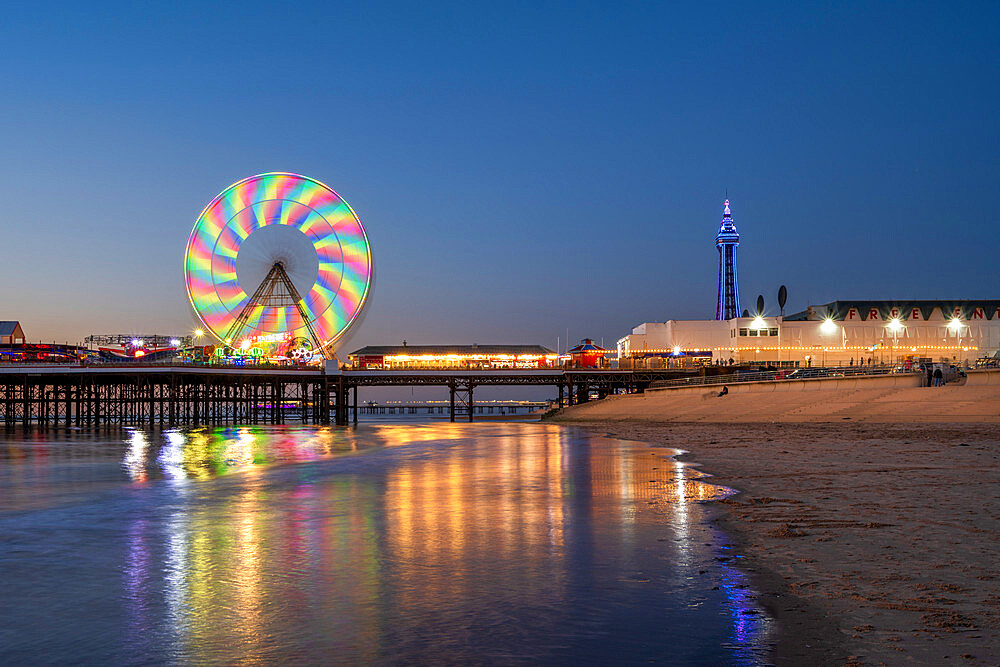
[933,367,944,387]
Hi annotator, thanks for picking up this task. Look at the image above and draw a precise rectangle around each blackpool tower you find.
[715,199,741,320]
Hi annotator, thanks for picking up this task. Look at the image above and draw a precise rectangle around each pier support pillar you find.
[352,385,358,424]
[449,383,456,422]
[335,376,347,426]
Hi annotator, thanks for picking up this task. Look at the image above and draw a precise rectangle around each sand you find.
[553,382,1000,665]
[558,382,1000,424]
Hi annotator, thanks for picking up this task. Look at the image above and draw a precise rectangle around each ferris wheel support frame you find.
[222,262,329,360]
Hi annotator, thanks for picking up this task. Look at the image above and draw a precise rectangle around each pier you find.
[0,366,695,427]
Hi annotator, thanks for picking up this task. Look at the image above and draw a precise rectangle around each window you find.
[739,328,748,336]
[769,328,779,336]
[749,329,758,336]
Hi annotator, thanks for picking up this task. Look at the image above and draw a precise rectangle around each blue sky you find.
[1,1,996,351]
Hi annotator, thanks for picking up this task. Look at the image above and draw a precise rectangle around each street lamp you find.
[886,318,904,365]
[819,318,843,366]
[948,317,964,362]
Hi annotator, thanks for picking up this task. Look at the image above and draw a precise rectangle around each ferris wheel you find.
[184,172,373,359]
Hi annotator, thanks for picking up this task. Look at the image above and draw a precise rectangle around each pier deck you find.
[0,365,695,426]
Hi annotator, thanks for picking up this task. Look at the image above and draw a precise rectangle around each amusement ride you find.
[183,172,373,365]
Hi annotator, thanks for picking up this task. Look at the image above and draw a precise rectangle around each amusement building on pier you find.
[348,344,558,370]
[617,200,1000,367]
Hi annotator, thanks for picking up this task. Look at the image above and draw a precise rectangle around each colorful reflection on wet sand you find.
[0,423,772,664]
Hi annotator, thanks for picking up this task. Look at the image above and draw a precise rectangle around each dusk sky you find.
[2,1,996,352]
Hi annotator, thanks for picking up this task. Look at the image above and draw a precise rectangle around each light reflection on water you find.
[0,424,772,664]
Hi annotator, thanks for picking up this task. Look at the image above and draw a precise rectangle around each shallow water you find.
[0,423,772,664]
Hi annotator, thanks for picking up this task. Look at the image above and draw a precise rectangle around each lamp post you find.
[820,317,838,367]
[948,317,964,364]
[887,318,904,366]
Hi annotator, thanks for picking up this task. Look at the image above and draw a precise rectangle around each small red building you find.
[567,338,609,368]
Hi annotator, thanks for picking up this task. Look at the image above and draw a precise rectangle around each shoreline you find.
[556,418,1000,665]
[674,447,851,666]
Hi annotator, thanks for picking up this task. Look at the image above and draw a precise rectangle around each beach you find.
[554,379,1000,664]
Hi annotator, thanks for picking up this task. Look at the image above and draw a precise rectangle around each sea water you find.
[0,423,772,664]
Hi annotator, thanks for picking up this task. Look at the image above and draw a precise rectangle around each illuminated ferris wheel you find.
[183,172,373,359]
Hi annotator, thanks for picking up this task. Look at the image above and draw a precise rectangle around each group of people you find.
[923,365,946,387]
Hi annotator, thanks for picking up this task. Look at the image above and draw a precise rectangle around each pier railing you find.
[651,366,907,389]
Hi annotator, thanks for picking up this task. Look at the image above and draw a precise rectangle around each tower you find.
[715,199,741,320]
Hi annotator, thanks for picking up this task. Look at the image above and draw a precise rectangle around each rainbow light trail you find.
[184,173,372,351]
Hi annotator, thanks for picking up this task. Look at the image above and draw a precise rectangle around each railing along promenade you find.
[653,366,906,388]
[0,363,697,427]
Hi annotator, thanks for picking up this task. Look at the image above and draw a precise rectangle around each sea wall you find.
[965,369,1000,385]
[646,372,922,397]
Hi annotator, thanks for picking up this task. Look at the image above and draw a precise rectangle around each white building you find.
[618,300,1000,367]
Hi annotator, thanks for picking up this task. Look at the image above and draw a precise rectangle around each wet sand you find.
[554,385,1000,664]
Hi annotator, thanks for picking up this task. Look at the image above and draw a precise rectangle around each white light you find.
[820,318,837,335]
[132,338,143,347]
[887,318,903,333]
[673,345,681,356]
[948,317,963,332]
[240,339,251,349]
[194,329,204,337]
[751,316,766,329]
[169,338,181,347]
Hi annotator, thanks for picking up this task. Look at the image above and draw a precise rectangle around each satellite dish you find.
[756,295,764,315]
[778,285,788,312]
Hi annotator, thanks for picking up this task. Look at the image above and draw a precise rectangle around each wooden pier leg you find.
[169,375,176,426]
[75,380,82,427]
[449,382,456,423]
[193,383,200,425]
[65,384,72,427]
[352,385,358,424]
[335,376,347,425]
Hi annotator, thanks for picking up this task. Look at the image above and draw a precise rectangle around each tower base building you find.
[617,300,1000,368]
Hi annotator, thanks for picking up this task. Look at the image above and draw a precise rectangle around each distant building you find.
[0,321,25,345]
[348,344,558,370]
[618,301,1000,366]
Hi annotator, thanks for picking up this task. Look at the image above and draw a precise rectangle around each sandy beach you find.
[554,378,1000,664]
